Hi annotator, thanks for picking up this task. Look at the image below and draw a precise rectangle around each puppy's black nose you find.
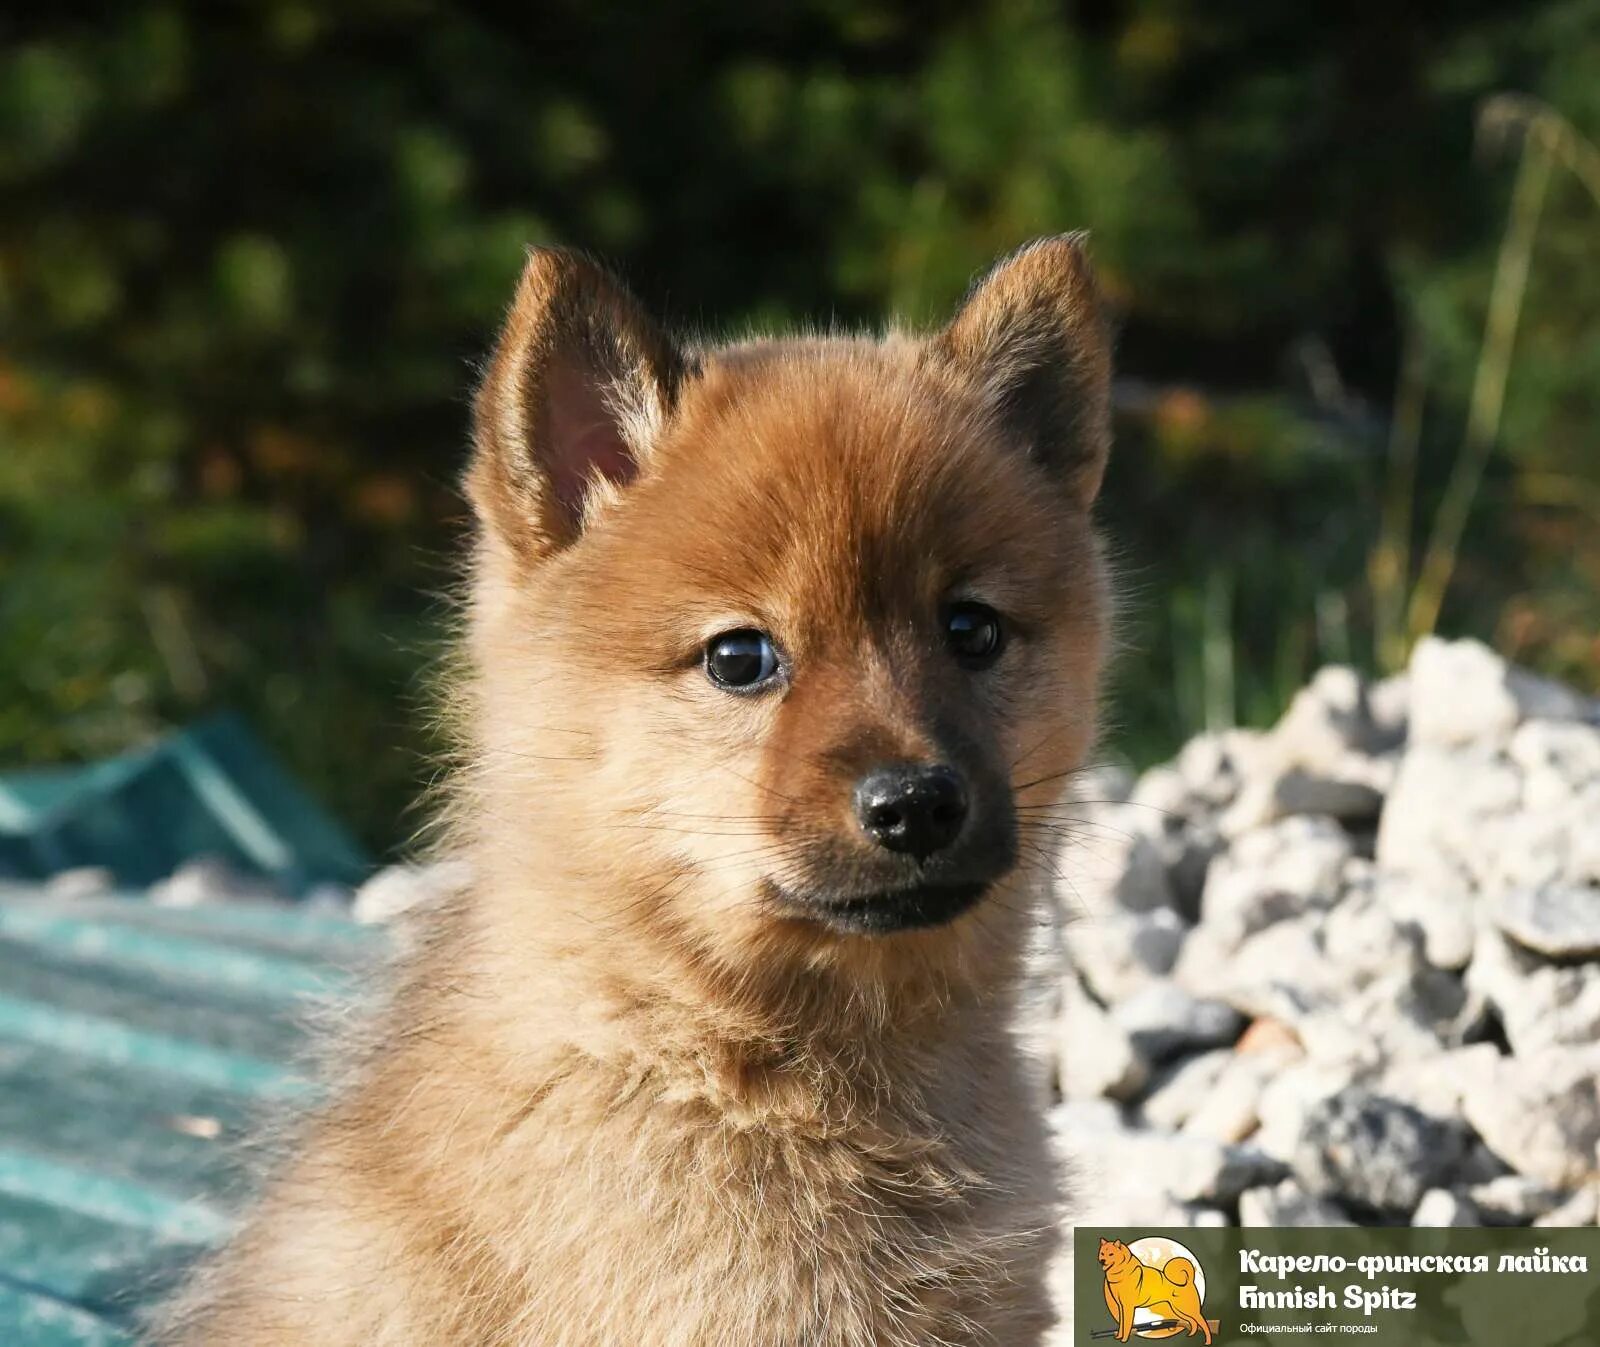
[854,764,968,860]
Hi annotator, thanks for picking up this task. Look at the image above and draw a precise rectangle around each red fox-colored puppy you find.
[161,236,1114,1346]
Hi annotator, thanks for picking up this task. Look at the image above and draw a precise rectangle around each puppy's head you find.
[462,240,1111,986]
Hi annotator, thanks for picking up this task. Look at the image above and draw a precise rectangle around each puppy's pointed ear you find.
[468,248,687,561]
[927,235,1112,508]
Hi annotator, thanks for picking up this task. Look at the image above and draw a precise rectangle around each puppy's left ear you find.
[927,235,1112,508]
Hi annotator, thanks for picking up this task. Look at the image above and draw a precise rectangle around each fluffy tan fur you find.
[157,237,1114,1346]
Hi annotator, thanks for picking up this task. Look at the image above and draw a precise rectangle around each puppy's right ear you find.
[468,248,687,563]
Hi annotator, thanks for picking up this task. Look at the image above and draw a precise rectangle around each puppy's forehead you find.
[627,343,1061,611]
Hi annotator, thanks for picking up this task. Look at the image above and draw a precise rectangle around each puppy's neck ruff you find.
[446,842,1040,1098]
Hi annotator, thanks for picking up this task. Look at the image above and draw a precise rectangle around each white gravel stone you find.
[1468,1174,1568,1225]
[1376,742,1522,888]
[1253,1058,1367,1163]
[1321,864,1427,983]
[1408,636,1593,749]
[1057,976,1148,1102]
[1372,1043,1501,1122]
[1128,764,1194,819]
[1367,673,1409,749]
[1494,886,1600,961]
[1461,1046,1600,1189]
[1219,765,1388,837]
[1174,914,1330,1019]
[1174,730,1270,810]
[1293,1088,1468,1215]
[1213,668,1401,836]
[1201,815,1351,948]
[1052,1096,1286,1221]
[1510,719,1600,801]
[1239,1178,1354,1227]
[1532,1185,1599,1227]
[1110,981,1243,1062]
[1073,762,1136,806]
[1466,927,1600,1056]
[1057,803,1176,915]
[352,859,470,925]
[1482,793,1600,894]
[1341,966,1486,1060]
[1091,1128,1287,1208]
[1062,905,1186,1005]
[1182,1044,1301,1144]
[1138,1049,1235,1131]
[1049,1097,1127,1136]
[1274,666,1384,761]
[1412,1188,1480,1226]
[1164,823,1225,922]
[1379,874,1476,972]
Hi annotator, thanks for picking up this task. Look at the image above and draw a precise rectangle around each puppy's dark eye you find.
[704,629,780,690]
[944,602,1005,668]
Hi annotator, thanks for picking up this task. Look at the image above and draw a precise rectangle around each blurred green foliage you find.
[2,2,1597,852]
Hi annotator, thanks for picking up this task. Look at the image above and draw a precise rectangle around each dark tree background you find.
[3,1,1597,851]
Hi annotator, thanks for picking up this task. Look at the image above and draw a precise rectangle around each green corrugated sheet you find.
[0,885,383,1343]
[0,717,371,895]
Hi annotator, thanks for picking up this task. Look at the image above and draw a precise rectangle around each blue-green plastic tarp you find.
[0,717,370,895]
[0,887,383,1343]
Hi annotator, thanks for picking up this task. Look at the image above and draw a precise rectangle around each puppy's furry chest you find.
[456,1057,1059,1345]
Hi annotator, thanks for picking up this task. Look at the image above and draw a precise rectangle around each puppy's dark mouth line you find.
[766,880,990,934]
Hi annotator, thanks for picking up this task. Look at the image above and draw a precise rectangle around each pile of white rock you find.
[1045,636,1600,1230]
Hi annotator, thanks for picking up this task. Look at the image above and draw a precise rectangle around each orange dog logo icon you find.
[1094,1236,1216,1343]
